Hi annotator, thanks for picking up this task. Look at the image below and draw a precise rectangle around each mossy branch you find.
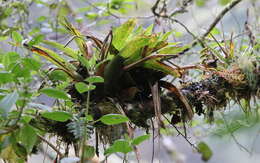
[124,65,259,126]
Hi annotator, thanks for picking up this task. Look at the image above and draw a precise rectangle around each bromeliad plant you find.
[21,18,196,160]
[24,18,194,122]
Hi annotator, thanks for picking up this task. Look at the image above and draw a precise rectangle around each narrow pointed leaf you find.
[42,40,78,59]
[158,45,191,54]
[143,24,154,35]
[28,34,44,47]
[113,18,137,50]
[160,31,173,41]
[143,60,181,77]
[105,140,133,155]
[23,44,82,80]
[132,134,150,146]
[120,36,151,58]
[24,44,68,68]
[61,18,89,58]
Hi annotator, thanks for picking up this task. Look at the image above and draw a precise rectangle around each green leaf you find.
[85,12,98,19]
[160,31,173,41]
[210,28,220,35]
[24,44,78,77]
[29,27,40,36]
[158,44,190,54]
[41,111,72,122]
[40,88,69,100]
[22,58,41,71]
[143,60,180,77]
[13,143,27,159]
[0,36,8,42]
[105,139,133,155]
[2,52,20,70]
[86,115,93,121]
[22,115,33,123]
[49,70,68,81]
[28,34,44,47]
[85,76,104,83]
[75,82,96,93]
[36,16,46,22]
[60,18,87,56]
[131,134,150,146]
[12,65,30,78]
[196,0,206,7]
[173,30,183,38]
[218,0,231,5]
[0,91,19,118]
[113,19,137,50]
[143,24,154,35]
[12,31,23,44]
[78,55,90,68]
[0,72,13,84]
[197,141,213,161]
[19,124,37,153]
[100,114,129,125]
[42,40,78,59]
[120,36,151,58]
[76,6,91,13]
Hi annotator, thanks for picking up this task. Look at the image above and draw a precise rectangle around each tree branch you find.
[170,0,194,17]
[201,0,243,39]
[174,0,243,56]
[124,65,259,126]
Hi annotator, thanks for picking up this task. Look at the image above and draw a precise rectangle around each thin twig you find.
[250,127,260,155]
[151,0,162,17]
[38,144,55,162]
[175,0,243,57]
[170,0,194,17]
[163,115,199,151]
[221,113,251,154]
[201,0,243,39]
[171,18,198,40]
[37,135,63,158]
[150,0,242,58]
[209,33,229,58]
